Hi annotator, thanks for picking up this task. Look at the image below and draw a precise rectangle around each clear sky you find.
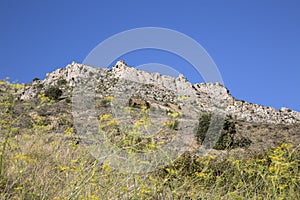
[0,0,299,111]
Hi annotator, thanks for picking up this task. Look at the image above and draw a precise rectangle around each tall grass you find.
[0,129,298,199]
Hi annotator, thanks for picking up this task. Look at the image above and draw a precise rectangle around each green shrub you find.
[57,79,67,86]
[195,112,211,144]
[195,112,237,150]
[234,137,252,148]
[215,115,236,150]
[32,77,40,82]
[44,86,62,100]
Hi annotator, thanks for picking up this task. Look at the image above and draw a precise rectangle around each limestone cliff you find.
[18,60,300,125]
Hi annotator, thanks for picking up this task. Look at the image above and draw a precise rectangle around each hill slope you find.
[0,61,299,199]
[14,60,300,150]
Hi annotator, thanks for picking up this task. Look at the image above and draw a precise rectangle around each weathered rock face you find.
[193,83,300,124]
[18,60,300,124]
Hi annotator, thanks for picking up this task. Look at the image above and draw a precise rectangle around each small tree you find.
[214,115,236,150]
[195,112,212,144]
[195,112,237,150]
[33,77,40,82]
[44,86,62,100]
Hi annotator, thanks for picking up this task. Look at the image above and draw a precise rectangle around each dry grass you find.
[0,129,299,199]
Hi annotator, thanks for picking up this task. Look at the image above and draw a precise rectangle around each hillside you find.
[17,60,300,150]
[0,61,299,199]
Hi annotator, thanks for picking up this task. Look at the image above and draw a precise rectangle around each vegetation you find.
[57,78,67,86]
[196,112,251,150]
[44,86,62,100]
[32,77,40,82]
[195,112,237,150]
[0,80,299,199]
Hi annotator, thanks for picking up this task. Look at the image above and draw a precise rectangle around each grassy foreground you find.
[0,81,299,199]
[0,131,299,199]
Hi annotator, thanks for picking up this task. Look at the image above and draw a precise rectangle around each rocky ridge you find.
[19,60,300,125]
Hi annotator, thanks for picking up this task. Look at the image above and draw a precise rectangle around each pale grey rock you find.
[18,60,300,125]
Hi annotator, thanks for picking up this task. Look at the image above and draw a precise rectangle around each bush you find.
[195,112,236,150]
[234,137,252,148]
[44,86,62,100]
[32,77,40,82]
[195,112,211,144]
[215,115,236,150]
[57,79,67,86]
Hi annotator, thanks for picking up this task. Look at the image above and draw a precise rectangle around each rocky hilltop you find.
[19,60,300,125]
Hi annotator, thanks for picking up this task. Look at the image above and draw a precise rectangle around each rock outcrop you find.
[18,60,300,124]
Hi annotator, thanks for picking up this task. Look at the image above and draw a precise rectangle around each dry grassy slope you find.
[8,95,300,149]
[235,119,300,151]
[4,87,299,154]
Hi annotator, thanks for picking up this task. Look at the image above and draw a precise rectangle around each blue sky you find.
[0,0,299,111]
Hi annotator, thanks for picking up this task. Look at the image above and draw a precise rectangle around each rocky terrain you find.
[1,60,299,199]
[19,60,300,124]
[11,60,299,152]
